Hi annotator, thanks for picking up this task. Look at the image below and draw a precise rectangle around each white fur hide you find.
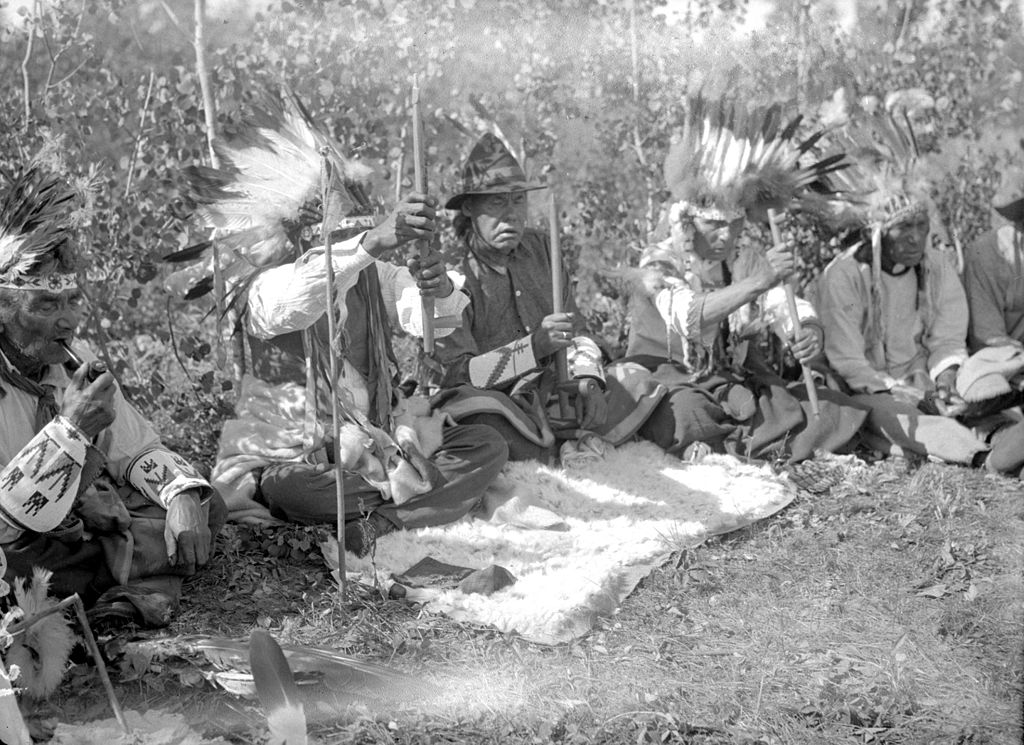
[339,442,795,645]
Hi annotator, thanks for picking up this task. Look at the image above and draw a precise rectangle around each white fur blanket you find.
[326,441,795,645]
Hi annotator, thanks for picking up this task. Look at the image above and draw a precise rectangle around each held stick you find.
[549,189,571,419]
[319,152,346,598]
[767,209,820,418]
[411,75,436,355]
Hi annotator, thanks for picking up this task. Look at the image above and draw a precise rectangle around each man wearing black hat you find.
[428,134,660,462]
[963,194,1024,351]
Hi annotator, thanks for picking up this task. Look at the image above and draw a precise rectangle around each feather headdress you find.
[816,113,932,236]
[0,168,79,291]
[165,87,377,306]
[641,96,847,277]
[816,113,947,363]
[662,95,847,225]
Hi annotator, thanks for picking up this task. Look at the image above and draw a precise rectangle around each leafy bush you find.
[0,0,1020,445]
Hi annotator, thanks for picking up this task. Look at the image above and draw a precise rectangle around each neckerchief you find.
[467,227,512,271]
[0,336,60,434]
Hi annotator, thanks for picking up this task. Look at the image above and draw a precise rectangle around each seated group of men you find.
[1,116,1022,631]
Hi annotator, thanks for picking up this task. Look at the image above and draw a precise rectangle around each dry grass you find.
[23,457,1024,744]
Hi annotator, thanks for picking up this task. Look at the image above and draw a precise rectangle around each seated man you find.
[0,168,225,625]
[429,134,661,462]
[816,158,1023,475]
[172,94,508,557]
[228,194,509,556]
[169,99,508,557]
[613,101,867,463]
[958,191,1024,474]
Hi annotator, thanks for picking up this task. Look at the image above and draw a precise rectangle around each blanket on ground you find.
[325,440,795,645]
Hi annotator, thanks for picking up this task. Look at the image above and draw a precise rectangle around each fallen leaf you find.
[917,584,948,599]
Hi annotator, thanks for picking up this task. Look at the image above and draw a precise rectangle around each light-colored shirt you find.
[244,232,468,417]
[0,344,207,542]
[963,225,1024,350]
[626,242,818,370]
[816,246,968,393]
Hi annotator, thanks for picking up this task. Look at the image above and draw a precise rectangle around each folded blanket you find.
[213,375,451,524]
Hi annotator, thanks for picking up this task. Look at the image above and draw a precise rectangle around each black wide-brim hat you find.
[995,196,1024,225]
[444,132,546,211]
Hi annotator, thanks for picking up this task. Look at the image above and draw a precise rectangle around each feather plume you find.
[167,87,376,306]
[250,631,308,745]
[663,95,849,220]
[0,169,78,281]
[4,568,76,699]
[812,113,932,234]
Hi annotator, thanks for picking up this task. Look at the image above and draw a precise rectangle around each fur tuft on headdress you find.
[165,87,377,307]
[0,168,78,285]
[662,95,847,222]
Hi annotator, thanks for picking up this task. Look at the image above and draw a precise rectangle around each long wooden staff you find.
[410,75,436,355]
[319,151,346,597]
[767,208,820,418]
[549,187,571,419]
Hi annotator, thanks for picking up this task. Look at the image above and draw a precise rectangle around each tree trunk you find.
[194,0,244,385]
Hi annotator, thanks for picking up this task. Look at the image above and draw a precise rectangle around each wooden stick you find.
[410,75,436,356]
[9,594,131,734]
[319,152,347,599]
[549,188,571,419]
[70,595,130,734]
[767,209,820,418]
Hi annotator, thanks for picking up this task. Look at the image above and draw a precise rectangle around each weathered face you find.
[882,214,929,267]
[0,288,85,365]
[691,216,745,262]
[463,191,529,254]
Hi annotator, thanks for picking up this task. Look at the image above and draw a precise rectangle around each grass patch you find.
[20,458,1024,744]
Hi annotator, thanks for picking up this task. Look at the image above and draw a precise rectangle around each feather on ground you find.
[250,630,308,745]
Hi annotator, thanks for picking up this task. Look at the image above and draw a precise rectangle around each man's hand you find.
[164,490,211,575]
[890,382,926,407]
[532,312,575,359]
[790,324,823,365]
[756,240,797,291]
[574,378,607,430]
[60,363,117,437]
[406,245,454,298]
[363,192,436,257]
[931,366,967,417]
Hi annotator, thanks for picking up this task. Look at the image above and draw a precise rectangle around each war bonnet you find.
[0,168,80,292]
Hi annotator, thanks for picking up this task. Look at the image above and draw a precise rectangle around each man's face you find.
[1,288,85,365]
[691,216,745,262]
[882,214,929,267]
[464,191,528,254]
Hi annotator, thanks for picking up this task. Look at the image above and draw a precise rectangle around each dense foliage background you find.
[1,0,1021,461]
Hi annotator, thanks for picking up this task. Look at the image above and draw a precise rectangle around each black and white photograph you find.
[0,0,1021,742]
